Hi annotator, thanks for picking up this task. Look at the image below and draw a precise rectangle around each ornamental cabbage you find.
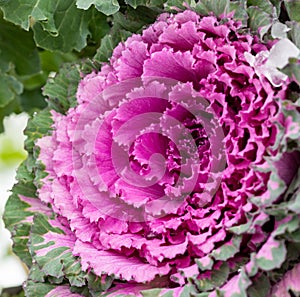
[5,9,300,297]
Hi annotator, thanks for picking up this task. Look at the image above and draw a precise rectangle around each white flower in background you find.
[245,38,300,87]
[0,113,28,290]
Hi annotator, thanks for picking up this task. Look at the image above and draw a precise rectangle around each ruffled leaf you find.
[218,270,251,297]
[211,236,242,261]
[42,64,82,114]
[0,0,107,52]
[194,262,230,291]
[94,29,132,62]
[3,162,39,266]
[76,0,120,15]
[270,263,300,297]
[24,109,53,153]
[29,214,86,286]
[194,0,230,17]
[256,236,287,271]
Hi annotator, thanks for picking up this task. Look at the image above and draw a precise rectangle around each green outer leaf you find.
[28,263,46,283]
[140,285,197,297]
[76,0,120,15]
[19,89,47,114]
[178,285,198,297]
[282,54,300,85]
[141,289,163,297]
[220,270,251,297]
[88,9,110,42]
[94,29,132,62]
[10,223,33,267]
[247,0,273,14]
[125,0,147,9]
[229,1,248,23]
[256,237,287,271]
[247,274,270,297]
[195,262,230,291]
[287,21,300,55]
[0,0,56,31]
[3,180,36,229]
[196,256,214,271]
[285,0,300,22]
[0,0,102,52]
[24,109,53,152]
[42,63,82,114]
[28,214,88,288]
[274,216,300,237]
[32,0,91,52]
[3,161,38,266]
[211,236,242,261]
[195,0,230,16]
[247,6,272,32]
[269,0,281,13]
[113,6,160,32]
[0,70,23,107]
[0,16,40,76]
[24,281,56,297]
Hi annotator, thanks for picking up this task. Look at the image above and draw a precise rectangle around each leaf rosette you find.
[4,7,300,297]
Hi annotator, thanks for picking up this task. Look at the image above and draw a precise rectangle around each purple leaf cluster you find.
[30,10,300,296]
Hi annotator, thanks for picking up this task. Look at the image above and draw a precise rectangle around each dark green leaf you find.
[269,0,282,13]
[247,274,270,297]
[114,6,160,32]
[0,70,23,108]
[19,89,47,114]
[3,183,36,230]
[0,16,40,76]
[0,286,25,297]
[94,29,132,62]
[125,0,147,9]
[88,9,110,43]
